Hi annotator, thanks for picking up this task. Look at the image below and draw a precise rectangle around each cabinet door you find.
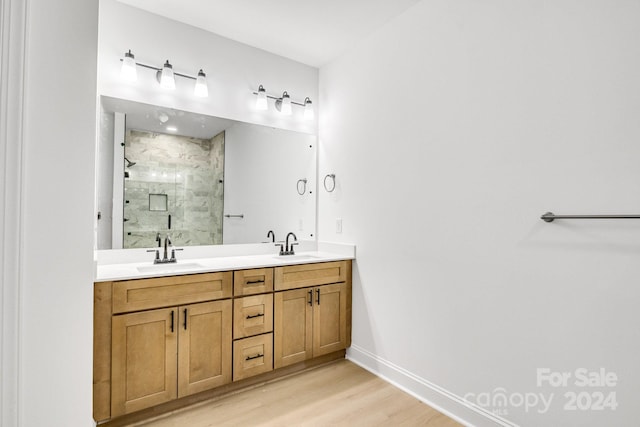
[274,288,313,369]
[178,300,232,397]
[111,307,177,417]
[313,283,347,357]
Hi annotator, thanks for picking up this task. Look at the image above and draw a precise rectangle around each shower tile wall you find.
[123,130,224,248]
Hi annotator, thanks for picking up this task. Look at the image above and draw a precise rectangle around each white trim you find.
[346,344,519,427]
[0,0,27,425]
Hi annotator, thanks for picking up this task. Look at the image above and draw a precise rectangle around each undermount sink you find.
[273,254,321,261]
[137,262,203,273]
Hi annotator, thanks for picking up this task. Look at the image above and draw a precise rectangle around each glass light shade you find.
[121,50,137,82]
[160,60,175,90]
[194,69,208,97]
[304,98,314,120]
[256,85,268,110]
[280,92,292,115]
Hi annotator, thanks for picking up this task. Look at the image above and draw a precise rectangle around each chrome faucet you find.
[274,232,297,255]
[147,233,182,264]
[284,232,298,255]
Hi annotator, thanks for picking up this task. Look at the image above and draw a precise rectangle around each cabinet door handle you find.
[246,279,265,285]
[246,312,264,319]
[170,310,174,333]
[308,289,313,306]
[316,288,321,305]
[183,308,188,330]
[245,353,264,361]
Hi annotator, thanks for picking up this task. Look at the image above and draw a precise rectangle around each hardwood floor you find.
[133,360,463,427]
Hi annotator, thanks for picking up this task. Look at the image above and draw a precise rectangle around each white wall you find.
[98,0,318,135]
[319,1,640,426]
[1,1,28,425]
[14,0,98,426]
[223,123,316,244]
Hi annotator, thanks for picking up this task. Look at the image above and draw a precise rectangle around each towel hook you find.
[297,178,307,195]
[323,174,336,192]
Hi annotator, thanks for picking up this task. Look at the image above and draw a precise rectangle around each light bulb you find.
[256,85,268,110]
[160,60,175,90]
[280,91,292,115]
[304,97,314,120]
[194,69,208,97]
[121,50,137,82]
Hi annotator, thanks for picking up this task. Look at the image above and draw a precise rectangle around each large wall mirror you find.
[97,96,316,249]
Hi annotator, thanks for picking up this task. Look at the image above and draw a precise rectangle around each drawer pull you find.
[316,288,321,305]
[245,353,264,361]
[308,289,313,306]
[170,310,174,333]
[246,313,265,319]
[246,279,265,285]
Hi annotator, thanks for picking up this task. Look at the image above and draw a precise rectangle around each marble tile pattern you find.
[123,130,224,248]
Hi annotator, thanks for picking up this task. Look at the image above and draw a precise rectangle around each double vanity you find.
[93,244,354,425]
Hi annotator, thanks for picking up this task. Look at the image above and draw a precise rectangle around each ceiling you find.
[116,0,420,67]
[101,96,235,139]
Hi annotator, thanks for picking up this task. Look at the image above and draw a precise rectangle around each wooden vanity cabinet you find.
[100,272,233,419]
[111,300,232,417]
[94,261,351,424]
[274,262,350,369]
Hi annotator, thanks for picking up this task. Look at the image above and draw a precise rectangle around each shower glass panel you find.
[122,129,224,248]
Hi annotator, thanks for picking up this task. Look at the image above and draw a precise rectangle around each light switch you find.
[336,218,342,234]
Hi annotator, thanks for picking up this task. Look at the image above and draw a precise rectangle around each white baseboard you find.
[346,344,519,427]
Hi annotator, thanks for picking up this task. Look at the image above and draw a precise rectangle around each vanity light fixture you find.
[120,50,137,82]
[255,85,268,110]
[119,50,209,97]
[276,91,292,115]
[158,60,176,90]
[253,85,312,117]
[304,97,314,120]
[194,69,208,97]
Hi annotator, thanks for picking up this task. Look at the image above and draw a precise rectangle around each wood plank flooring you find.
[133,360,463,427]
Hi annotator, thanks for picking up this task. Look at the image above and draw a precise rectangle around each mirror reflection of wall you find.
[97,96,317,250]
[123,130,225,248]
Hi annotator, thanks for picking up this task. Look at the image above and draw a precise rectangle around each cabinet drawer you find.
[233,333,273,381]
[234,294,273,339]
[233,268,273,296]
[112,272,232,314]
[274,261,347,291]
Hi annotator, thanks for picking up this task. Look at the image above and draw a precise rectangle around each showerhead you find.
[124,157,136,168]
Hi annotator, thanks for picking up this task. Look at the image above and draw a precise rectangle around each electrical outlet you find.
[336,218,343,234]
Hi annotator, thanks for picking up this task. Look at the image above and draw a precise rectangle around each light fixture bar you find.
[119,58,199,80]
[251,89,308,107]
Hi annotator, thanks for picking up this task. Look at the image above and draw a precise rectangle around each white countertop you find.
[95,242,355,282]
